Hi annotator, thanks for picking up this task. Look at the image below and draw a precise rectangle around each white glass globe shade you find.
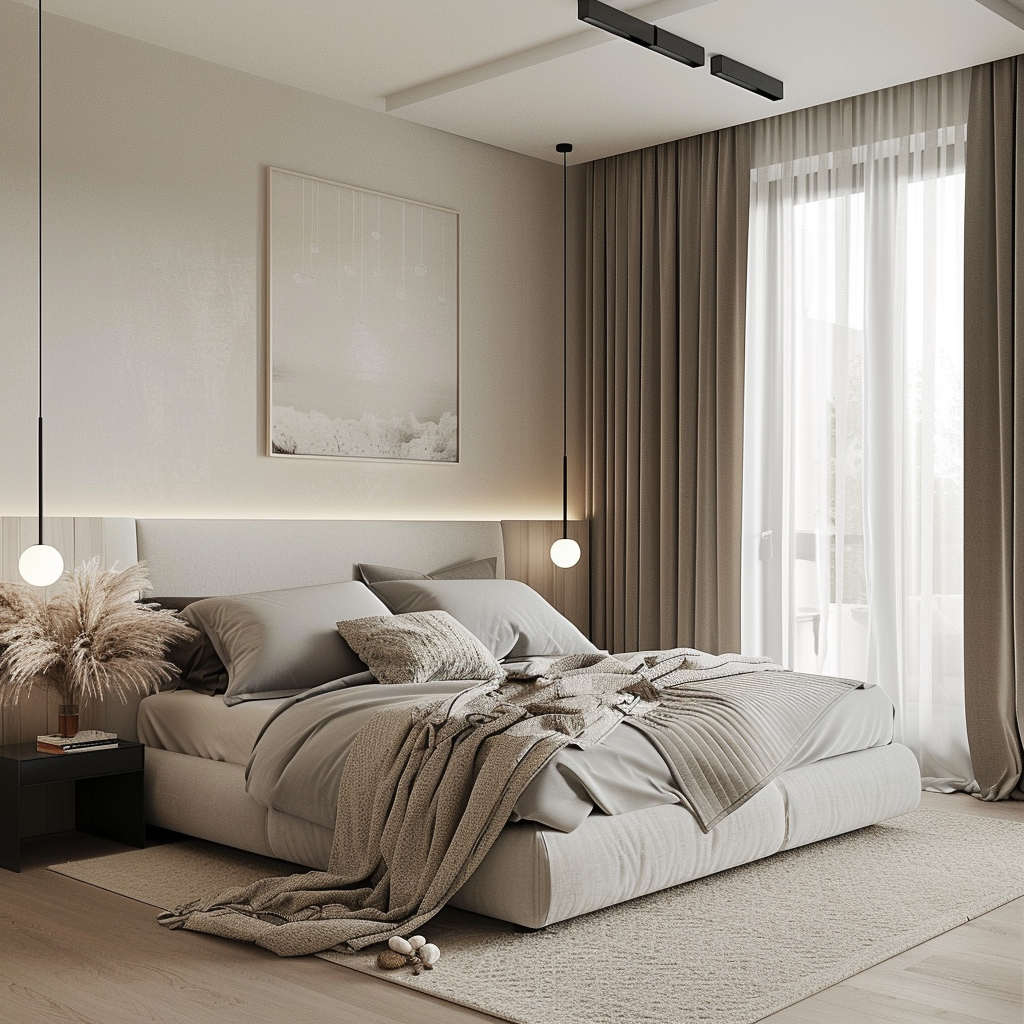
[19,544,64,587]
[550,537,581,569]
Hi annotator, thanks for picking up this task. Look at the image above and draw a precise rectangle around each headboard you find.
[135,519,506,595]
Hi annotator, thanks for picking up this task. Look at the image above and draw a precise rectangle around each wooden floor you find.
[762,793,1024,1024]
[0,792,1021,1024]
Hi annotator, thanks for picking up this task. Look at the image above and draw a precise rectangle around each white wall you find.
[0,0,565,521]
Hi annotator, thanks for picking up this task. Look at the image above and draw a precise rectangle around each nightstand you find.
[0,741,145,872]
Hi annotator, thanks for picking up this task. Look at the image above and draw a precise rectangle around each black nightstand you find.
[0,741,145,872]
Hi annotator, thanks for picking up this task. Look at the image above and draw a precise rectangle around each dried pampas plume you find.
[0,558,195,707]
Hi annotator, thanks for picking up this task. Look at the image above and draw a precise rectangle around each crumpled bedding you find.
[243,652,893,833]
[160,655,664,953]
[511,681,893,830]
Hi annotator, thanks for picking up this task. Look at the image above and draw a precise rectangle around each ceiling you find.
[20,0,1024,163]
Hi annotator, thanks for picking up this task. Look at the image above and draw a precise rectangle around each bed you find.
[113,518,921,932]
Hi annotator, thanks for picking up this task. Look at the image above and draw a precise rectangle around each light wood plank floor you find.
[762,793,1024,1024]
[0,793,1020,1024]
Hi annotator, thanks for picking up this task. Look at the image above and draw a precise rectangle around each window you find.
[741,71,972,789]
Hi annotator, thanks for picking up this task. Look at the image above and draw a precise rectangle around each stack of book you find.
[37,730,119,754]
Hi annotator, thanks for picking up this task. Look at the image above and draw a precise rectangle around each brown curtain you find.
[964,56,1024,800]
[584,127,751,654]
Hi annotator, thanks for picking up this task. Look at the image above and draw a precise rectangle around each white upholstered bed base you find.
[144,742,922,930]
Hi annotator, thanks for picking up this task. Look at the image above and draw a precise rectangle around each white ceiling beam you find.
[973,0,1024,30]
[385,0,721,111]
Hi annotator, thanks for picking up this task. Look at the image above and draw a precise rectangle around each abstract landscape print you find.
[268,167,459,463]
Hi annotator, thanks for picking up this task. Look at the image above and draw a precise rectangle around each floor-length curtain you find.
[964,57,1024,801]
[741,70,974,790]
[585,128,750,654]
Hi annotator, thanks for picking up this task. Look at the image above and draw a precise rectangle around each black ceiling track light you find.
[651,26,704,68]
[710,54,784,101]
[578,0,657,46]
[578,0,704,67]
[577,0,782,99]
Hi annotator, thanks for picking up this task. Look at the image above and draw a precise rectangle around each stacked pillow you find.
[347,559,596,685]
[177,581,391,703]
[367,578,599,662]
[155,563,598,700]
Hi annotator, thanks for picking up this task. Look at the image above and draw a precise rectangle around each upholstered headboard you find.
[135,518,506,595]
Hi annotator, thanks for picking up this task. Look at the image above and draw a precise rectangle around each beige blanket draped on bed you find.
[159,652,861,955]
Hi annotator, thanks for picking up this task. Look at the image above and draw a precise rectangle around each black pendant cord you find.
[561,144,567,541]
[37,0,44,546]
[557,143,572,541]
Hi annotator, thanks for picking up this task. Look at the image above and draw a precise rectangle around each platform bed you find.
[112,517,921,932]
[142,743,920,929]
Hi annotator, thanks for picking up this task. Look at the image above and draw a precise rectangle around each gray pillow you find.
[370,579,599,661]
[337,610,503,686]
[146,598,229,696]
[181,581,391,699]
[357,557,497,586]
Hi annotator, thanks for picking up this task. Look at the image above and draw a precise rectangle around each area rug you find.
[50,809,1024,1024]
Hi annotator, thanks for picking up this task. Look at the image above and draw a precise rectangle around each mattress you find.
[138,690,284,766]
[139,680,896,833]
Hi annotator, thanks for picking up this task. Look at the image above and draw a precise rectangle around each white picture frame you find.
[267,167,460,463]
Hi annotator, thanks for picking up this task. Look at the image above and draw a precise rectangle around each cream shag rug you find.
[50,809,1024,1024]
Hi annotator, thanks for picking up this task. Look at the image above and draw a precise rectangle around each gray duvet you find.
[245,654,893,834]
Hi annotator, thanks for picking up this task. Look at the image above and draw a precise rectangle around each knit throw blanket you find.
[158,651,861,956]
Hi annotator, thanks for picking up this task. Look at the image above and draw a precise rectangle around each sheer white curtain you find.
[741,70,974,790]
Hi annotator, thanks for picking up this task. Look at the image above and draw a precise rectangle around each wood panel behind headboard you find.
[501,520,591,639]
[0,517,138,835]
[0,517,139,748]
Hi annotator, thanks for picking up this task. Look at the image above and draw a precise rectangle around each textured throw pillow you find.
[181,581,391,699]
[357,557,497,586]
[370,579,600,661]
[337,610,504,686]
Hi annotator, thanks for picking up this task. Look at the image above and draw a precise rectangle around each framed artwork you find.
[267,167,459,462]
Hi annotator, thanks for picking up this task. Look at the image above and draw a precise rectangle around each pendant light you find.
[19,0,63,588]
[550,143,581,570]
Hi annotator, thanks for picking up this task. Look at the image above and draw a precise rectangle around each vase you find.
[58,704,79,738]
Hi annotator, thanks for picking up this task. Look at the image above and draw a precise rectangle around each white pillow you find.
[370,579,599,661]
[181,581,391,699]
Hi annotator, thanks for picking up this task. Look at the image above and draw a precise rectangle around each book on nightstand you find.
[37,730,119,754]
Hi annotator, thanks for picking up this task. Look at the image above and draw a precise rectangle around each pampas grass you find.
[0,559,194,707]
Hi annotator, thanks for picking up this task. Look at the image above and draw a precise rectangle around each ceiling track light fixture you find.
[19,0,64,589]
[577,0,782,99]
[650,26,704,68]
[577,0,704,67]
[578,0,654,46]
[709,54,784,101]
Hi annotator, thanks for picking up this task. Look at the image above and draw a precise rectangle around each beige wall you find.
[0,0,568,522]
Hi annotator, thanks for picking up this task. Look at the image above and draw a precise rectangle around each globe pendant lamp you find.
[20,0,63,588]
[550,143,581,570]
